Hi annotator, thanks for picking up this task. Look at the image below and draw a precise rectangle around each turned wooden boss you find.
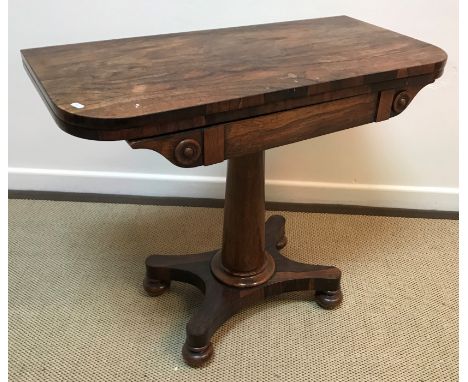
[21,16,446,367]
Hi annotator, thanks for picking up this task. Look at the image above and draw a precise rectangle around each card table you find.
[22,16,446,366]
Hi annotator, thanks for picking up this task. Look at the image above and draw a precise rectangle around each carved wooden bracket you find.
[375,85,425,122]
[127,126,225,168]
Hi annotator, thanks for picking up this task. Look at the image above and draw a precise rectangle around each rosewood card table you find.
[21,16,446,367]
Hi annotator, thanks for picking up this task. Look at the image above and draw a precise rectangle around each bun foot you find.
[182,342,213,367]
[315,289,343,310]
[143,277,170,297]
[276,235,288,250]
[144,225,342,366]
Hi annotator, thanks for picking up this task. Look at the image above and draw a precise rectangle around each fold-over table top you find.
[21,15,446,140]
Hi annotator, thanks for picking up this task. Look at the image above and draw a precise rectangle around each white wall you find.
[8,0,459,210]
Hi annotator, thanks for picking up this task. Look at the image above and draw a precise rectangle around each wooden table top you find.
[22,16,446,142]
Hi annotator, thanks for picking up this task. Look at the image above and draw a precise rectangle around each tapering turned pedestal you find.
[143,151,342,367]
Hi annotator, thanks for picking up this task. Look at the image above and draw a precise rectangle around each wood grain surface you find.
[143,215,342,366]
[21,16,446,140]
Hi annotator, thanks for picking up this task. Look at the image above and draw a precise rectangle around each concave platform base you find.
[144,215,342,367]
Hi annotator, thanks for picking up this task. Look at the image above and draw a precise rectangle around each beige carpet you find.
[8,199,458,381]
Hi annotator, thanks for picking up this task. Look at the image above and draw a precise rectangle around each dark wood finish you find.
[203,127,225,165]
[224,93,377,159]
[142,150,341,366]
[144,215,341,366]
[20,16,448,368]
[173,139,202,167]
[128,129,204,168]
[21,16,446,142]
[8,190,459,219]
[221,152,266,274]
[211,152,275,287]
[127,79,428,167]
[392,91,411,114]
[376,89,396,122]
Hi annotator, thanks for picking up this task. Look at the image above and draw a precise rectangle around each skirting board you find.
[8,167,459,211]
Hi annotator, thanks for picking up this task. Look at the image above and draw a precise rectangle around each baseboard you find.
[8,167,459,212]
[7,189,458,219]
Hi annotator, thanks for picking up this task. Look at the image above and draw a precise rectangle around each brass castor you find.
[143,278,170,297]
[315,289,343,309]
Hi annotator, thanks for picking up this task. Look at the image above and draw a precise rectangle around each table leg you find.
[143,151,342,367]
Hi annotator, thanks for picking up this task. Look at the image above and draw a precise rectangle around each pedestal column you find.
[210,151,275,287]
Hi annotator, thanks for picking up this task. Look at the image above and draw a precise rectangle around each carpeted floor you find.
[8,199,458,381]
